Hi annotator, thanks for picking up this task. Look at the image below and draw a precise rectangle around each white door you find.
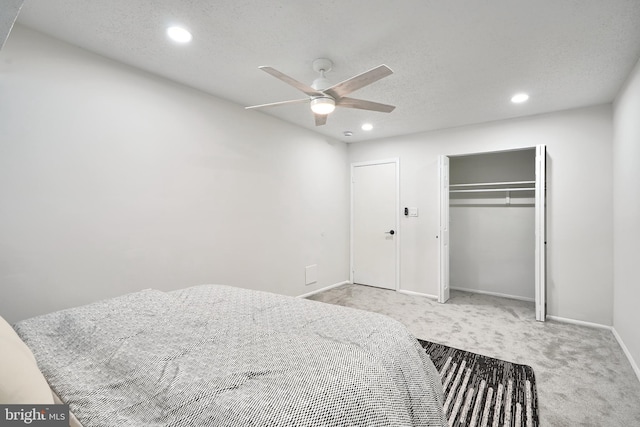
[438,155,450,303]
[535,145,547,321]
[351,160,399,290]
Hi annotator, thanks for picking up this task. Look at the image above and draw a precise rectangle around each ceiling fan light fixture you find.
[310,97,336,115]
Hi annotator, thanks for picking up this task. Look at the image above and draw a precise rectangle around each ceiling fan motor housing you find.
[311,76,331,91]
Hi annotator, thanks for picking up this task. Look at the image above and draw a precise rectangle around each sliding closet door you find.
[439,155,450,303]
[535,145,547,321]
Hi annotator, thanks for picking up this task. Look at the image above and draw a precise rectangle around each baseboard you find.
[296,281,350,299]
[546,315,612,330]
[611,327,640,384]
[450,287,535,303]
[397,289,438,300]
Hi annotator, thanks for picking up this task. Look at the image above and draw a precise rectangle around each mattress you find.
[15,285,446,426]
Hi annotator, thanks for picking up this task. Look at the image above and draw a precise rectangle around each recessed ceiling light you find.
[167,26,192,43]
[361,123,373,131]
[511,93,529,103]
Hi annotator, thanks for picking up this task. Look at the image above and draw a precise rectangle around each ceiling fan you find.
[245,58,395,126]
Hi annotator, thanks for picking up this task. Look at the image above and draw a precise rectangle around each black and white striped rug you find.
[418,339,539,427]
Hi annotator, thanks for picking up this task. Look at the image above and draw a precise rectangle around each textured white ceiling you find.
[15,0,640,142]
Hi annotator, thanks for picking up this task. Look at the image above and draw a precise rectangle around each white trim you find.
[350,158,400,291]
[534,144,547,322]
[611,327,640,384]
[450,287,535,303]
[438,155,450,303]
[394,159,400,291]
[397,289,438,300]
[296,281,350,299]
[546,315,612,330]
[350,158,400,168]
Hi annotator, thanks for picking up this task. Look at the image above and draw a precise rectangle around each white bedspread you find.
[15,285,446,426]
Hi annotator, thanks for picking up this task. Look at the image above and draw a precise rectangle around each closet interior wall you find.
[449,149,536,301]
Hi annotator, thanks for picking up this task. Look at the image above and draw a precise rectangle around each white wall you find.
[450,150,536,300]
[612,57,640,375]
[0,26,350,323]
[348,104,614,325]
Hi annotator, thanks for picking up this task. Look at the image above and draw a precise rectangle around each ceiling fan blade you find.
[259,66,324,97]
[324,64,393,99]
[314,113,328,126]
[245,98,309,110]
[336,97,396,113]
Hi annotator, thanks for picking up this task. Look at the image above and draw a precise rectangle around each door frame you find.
[534,145,547,321]
[350,158,400,290]
[438,155,450,303]
[438,146,547,321]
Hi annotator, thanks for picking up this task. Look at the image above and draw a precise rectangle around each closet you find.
[449,148,537,302]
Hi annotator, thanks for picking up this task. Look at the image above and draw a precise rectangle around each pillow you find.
[0,315,54,404]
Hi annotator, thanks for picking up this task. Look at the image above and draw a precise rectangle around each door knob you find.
[385,230,395,235]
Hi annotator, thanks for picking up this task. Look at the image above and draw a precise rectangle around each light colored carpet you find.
[307,284,640,427]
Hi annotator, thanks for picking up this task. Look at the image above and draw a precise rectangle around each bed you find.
[6,285,446,426]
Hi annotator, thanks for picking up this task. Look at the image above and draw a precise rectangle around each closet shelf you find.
[449,180,535,188]
[450,188,534,193]
[449,180,535,193]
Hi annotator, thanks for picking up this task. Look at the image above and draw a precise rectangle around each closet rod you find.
[450,188,535,193]
[449,180,535,188]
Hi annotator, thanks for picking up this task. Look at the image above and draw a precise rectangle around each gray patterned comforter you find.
[15,285,446,426]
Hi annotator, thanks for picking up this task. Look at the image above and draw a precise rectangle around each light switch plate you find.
[408,207,419,217]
